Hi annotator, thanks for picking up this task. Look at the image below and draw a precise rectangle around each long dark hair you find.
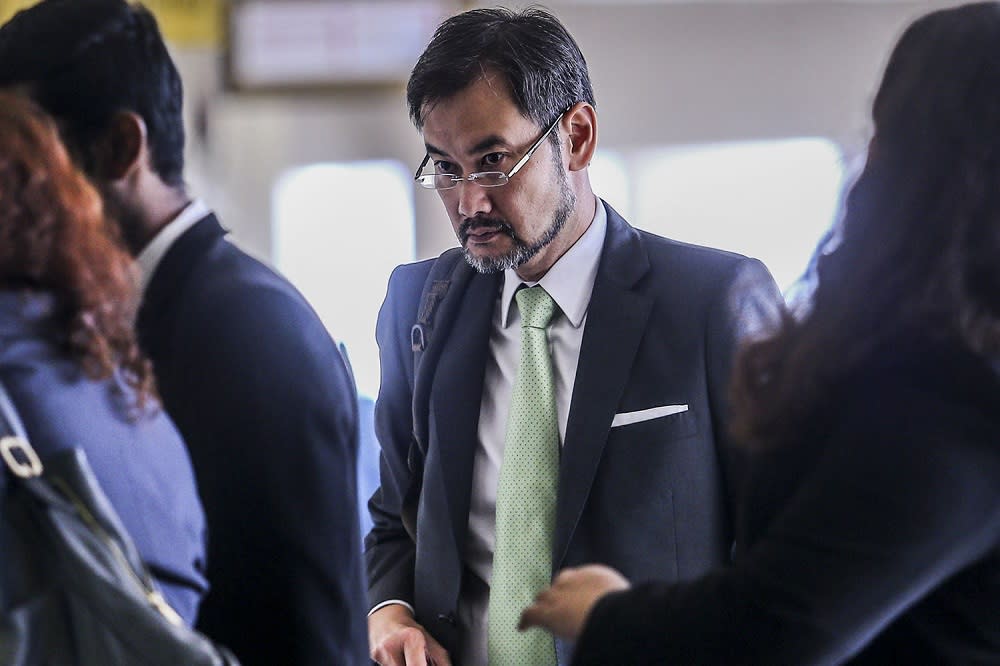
[730,1,1000,449]
[0,91,155,403]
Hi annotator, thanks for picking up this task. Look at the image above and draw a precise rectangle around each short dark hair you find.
[407,7,595,131]
[0,0,185,187]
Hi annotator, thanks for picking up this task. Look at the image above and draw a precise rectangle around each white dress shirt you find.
[135,199,210,290]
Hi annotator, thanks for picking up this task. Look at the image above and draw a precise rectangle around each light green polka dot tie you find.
[488,286,559,666]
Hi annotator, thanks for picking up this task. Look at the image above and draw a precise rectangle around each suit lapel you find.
[554,204,652,567]
[428,270,500,552]
[137,214,226,355]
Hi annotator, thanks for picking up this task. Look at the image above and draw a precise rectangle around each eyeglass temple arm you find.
[414,153,431,180]
[505,110,568,180]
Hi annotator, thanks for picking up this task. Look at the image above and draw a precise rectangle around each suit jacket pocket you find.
[608,406,698,441]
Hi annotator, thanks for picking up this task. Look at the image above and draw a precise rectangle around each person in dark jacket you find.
[520,3,1000,663]
[0,3,370,664]
[0,91,208,623]
[366,8,783,666]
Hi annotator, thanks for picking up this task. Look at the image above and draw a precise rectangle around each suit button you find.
[437,612,457,625]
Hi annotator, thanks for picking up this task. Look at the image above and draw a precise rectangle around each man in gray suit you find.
[365,7,784,665]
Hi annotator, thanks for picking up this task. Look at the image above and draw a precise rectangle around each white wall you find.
[173,0,960,264]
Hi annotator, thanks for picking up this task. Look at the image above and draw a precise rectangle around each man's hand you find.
[369,604,452,666]
[518,564,631,640]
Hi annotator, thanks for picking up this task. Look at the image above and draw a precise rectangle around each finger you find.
[552,566,579,584]
[402,633,429,666]
[425,639,452,666]
[371,643,404,666]
[529,581,556,608]
[518,603,544,631]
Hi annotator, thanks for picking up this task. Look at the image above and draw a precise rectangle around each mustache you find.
[458,217,517,242]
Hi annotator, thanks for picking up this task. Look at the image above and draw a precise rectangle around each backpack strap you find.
[0,379,29,441]
[0,379,43,490]
[400,248,472,537]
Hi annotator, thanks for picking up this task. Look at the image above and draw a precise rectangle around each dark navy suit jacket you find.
[365,202,784,662]
[0,291,208,623]
[137,214,369,665]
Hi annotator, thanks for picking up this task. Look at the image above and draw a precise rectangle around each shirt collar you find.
[500,196,607,329]
[135,199,211,290]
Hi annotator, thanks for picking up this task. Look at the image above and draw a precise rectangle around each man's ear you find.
[92,111,147,182]
[562,102,598,172]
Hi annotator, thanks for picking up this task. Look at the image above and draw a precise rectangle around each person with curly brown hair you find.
[0,91,208,624]
[520,3,1000,663]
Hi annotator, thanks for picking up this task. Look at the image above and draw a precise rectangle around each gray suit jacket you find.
[365,202,783,662]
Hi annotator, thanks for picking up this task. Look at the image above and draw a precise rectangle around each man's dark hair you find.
[407,7,596,131]
[0,0,185,186]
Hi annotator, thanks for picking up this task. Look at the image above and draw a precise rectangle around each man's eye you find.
[434,161,456,174]
[482,153,504,168]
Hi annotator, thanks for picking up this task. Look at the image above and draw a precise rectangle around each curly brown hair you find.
[0,91,154,403]
[730,2,1000,450]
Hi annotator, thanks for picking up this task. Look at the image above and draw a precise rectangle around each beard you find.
[459,156,576,275]
[100,186,148,257]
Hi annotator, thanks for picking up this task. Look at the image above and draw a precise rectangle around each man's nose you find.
[455,180,493,219]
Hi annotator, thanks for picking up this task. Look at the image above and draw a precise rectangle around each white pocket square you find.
[611,404,689,428]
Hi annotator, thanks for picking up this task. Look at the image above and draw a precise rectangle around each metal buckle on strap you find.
[1,435,43,478]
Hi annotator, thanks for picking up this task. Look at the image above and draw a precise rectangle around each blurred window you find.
[589,150,631,220]
[632,138,844,292]
[273,160,415,400]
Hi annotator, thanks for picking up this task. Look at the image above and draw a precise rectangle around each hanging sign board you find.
[227,0,456,90]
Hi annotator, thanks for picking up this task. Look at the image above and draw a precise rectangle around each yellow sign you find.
[0,0,224,47]
[142,0,223,47]
[0,0,35,24]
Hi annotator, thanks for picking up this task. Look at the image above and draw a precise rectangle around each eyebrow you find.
[425,135,510,158]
